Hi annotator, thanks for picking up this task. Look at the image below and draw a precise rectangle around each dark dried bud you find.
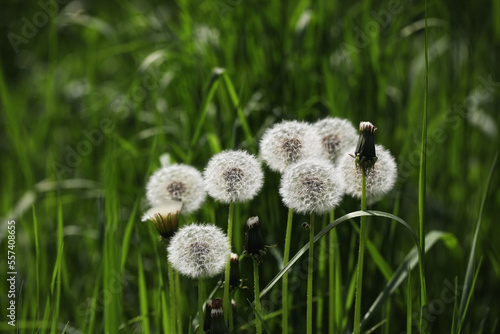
[244,216,266,260]
[354,122,378,170]
[210,298,229,334]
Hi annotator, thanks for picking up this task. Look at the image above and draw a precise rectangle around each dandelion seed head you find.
[279,159,344,214]
[339,144,397,203]
[260,120,323,173]
[146,164,206,214]
[167,224,230,279]
[203,150,263,203]
[314,117,358,164]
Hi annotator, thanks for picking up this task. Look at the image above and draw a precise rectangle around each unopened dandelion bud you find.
[244,216,266,260]
[339,144,397,203]
[221,253,241,290]
[210,298,229,334]
[354,121,378,170]
[141,200,182,239]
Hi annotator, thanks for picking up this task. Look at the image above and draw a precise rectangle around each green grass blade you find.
[418,0,429,314]
[458,257,483,334]
[222,72,255,149]
[187,68,224,163]
[361,230,458,327]
[137,252,151,334]
[120,198,140,271]
[32,205,40,319]
[458,152,498,329]
[407,266,412,334]
[260,210,421,300]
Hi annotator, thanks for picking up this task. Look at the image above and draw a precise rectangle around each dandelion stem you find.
[175,271,182,333]
[254,258,263,334]
[328,209,337,333]
[198,277,205,334]
[353,167,367,334]
[167,263,177,334]
[307,213,315,334]
[282,208,293,334]
[224,202,235,330]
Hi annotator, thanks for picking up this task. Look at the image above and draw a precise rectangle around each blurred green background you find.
[1,0,499,333]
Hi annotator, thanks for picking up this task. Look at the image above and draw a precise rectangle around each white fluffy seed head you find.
[260,120,323,173]
[338,144,397,203]
[167,224,230,279]
[146,164,206,214]
[314,117,358,164]
[279,159,344,214]
[203,150,264,203]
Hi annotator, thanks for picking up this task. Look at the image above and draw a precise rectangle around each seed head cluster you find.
[203,150,263,203]
[167,224,230,279]
[260,120,323,173]
[146,164,206,214]
[279,159,344,214]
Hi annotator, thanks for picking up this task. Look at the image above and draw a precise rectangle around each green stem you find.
[328,209,336,334]
[317,217,327,332]
[224,202,235,331]
[198,278,205,334]
[176,272,182,333]
[353,168,367,334]
[307,213,315,334]
[168,263,177,334]
[254,258,263,334]
[282,208,293,334]
[418,0,429,331]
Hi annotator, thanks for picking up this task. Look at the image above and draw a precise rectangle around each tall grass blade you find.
[260,210,421,300]
[458,152,498,330]
[361,230,458,327]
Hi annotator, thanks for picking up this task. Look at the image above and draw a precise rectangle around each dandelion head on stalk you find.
[354,121,378,170]
[260,120,323,173]
[314,117,358,164]
[339,144,397,203]
[279,159,344,214]
[167,224,230,279]
[203,150,264,203]
[146,164,206,214]
[141,200,183,239]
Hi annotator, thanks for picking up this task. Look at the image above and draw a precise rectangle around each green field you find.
[1,0,500,333]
